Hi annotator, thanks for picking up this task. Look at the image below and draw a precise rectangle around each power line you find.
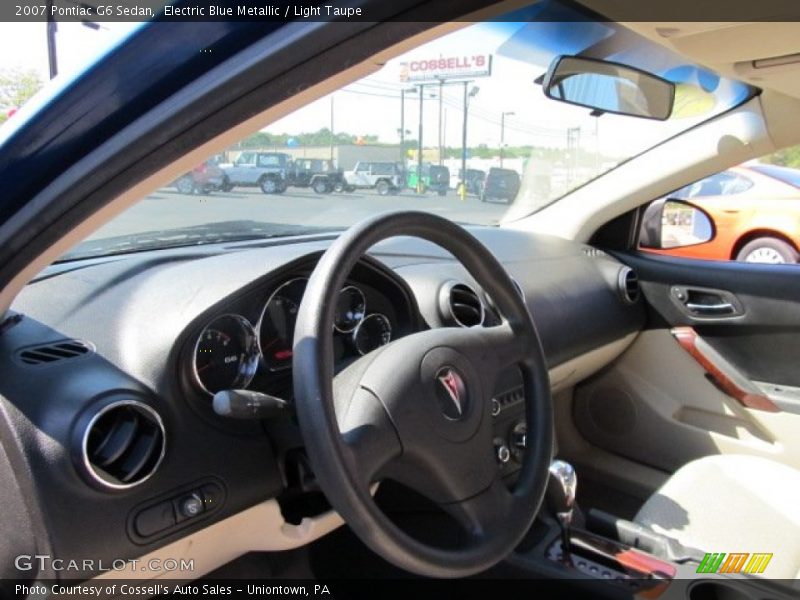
[343,81,570,141]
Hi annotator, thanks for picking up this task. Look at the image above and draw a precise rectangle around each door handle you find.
[684,302,735,315]
[670,286,743,319]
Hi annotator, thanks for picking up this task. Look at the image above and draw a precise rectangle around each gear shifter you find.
[547,460,577,564]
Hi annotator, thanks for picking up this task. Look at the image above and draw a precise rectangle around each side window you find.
[723,173,754,195]
[639,161,800,264]
[236,152,255,165]
[258,154,281,167]
[673,172,753,199]
[355,162,370,173]
[372,163,392,176]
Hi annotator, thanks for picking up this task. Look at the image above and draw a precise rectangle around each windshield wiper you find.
[57,220,337,262]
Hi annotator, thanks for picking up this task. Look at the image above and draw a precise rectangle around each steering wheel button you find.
[494,439,511,464]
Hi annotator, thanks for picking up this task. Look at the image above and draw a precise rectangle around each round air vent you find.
[439,281,485,327]
[618,267,640,304]
[81,400,165,490]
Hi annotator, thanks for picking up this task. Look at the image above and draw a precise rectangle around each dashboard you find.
[0,226,644,583]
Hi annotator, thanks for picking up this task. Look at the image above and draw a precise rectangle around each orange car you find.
[644,164,800,264]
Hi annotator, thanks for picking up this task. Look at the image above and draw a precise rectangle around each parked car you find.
[481,167,520,203]
[291,158,345,194]
[221,151,294,194]
[643,164,800,263]
[342,161,404,195]
[407,163,450,195]
[459,168,486,196]
[171,160,229,194]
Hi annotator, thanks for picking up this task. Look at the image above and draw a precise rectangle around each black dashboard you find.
[0,226,644,582]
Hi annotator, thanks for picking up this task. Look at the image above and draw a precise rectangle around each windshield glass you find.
[61,4,753,261]
[748,164,800,189]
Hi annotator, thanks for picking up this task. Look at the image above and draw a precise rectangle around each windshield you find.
[61,4,753,261]
[748,164,800,189]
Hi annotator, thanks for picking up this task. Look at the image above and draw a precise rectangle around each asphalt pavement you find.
[87,186,512,240]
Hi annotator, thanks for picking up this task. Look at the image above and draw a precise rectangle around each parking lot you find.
[88,186,512,239]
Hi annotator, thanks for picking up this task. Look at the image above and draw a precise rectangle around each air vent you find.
[17,339,92,366]
[582,246,607,258]
[618,267,640,304]
[82,401,165,490]
[440,282,485,327]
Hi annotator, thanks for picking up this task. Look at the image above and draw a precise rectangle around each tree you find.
[762,146,800,169]
[0,69,43,123]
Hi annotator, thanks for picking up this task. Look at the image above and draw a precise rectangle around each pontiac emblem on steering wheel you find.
[435,367,469,420]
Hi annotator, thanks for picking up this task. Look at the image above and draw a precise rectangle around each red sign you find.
[400,54,492,82]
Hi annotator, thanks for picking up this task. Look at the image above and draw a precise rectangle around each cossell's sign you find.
[400,55,492,82]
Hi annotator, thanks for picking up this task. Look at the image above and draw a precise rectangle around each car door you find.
[227,152,257,185]
[569,191,800,498]
[353,162,371,187]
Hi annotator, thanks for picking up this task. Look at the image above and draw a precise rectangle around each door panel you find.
[572,252,800,476]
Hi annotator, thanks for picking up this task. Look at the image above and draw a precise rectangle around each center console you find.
[506,460,797,600]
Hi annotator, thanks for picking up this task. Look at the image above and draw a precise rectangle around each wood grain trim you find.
[615,549,676,579]
[671,327,779,412]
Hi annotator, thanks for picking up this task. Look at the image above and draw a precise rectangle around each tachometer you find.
[259,278,307,371]
[353,313,392,355]
[193,314,259,394]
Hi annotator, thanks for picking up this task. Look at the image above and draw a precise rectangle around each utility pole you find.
[46,0,58,79]
[329,95,334,162]
[400,88,405,164]
[459,82,478,200]
[438,79,444,165]
[567,126,581,186]
[417,83,424,194]
[500,111,514,168]
[442,108,447,161]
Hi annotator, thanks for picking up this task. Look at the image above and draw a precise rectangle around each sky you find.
[0,18,728,159]
[0,21,140,81]
[260,21,709,158]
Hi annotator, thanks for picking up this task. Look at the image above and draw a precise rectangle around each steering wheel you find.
[292,212,553,578]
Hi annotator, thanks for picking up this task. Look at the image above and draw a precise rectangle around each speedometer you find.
[259,278,307,371]
[193,314,259,395]
[334,286,366,333]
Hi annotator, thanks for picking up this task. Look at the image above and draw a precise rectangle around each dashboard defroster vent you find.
[581,246,607,258]
[440,281,485,328]
[82,401,165,490]
[618,267,640,304]
[17,339,92,366]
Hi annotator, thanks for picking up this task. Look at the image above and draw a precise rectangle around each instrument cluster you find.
[190,275,399,397]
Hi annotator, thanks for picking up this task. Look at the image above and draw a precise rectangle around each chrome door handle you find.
[685,302,735,314]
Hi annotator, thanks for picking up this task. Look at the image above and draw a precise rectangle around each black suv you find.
[291,159,346,194]
[481,167,520,203]
[459,168,486,196]
[428,165,451,196]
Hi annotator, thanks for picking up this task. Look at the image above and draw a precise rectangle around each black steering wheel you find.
[292,212,553,578]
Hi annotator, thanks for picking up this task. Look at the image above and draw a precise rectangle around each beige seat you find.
[634,454,800,579]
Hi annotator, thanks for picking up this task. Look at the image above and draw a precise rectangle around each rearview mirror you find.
[543,56,675,121]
